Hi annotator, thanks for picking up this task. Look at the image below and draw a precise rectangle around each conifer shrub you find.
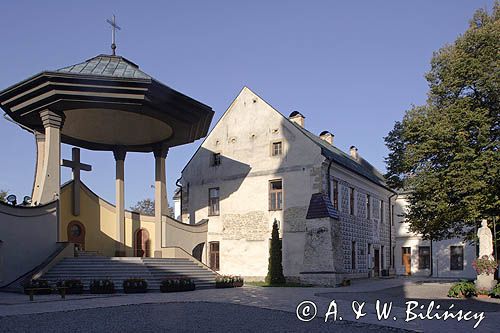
[265,219,285,285]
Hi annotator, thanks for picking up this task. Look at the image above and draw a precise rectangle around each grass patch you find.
[245,281,313,287]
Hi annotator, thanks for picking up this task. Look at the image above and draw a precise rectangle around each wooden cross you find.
[106,15,121,56]
[62,147,92,216]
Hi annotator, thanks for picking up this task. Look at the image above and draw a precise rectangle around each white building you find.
[178,87,396,285]
[394,192,476,279]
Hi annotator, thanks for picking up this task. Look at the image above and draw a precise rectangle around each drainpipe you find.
[388,192,397,271]
[326,158,333,197]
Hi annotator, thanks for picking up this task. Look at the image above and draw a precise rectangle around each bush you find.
[23,279,52,295]
[472,256,498,275]
[448,280,476,298]
[491,283,500,298]
[56,279,84,294]
[90,279,115,294]
[123,278,148,294]
[160,277,195,292]
[215,275,244,288]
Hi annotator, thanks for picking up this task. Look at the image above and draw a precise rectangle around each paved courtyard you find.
[0,277,499,332]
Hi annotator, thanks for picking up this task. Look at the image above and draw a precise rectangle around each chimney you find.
[289,111,305,128]
[350,146,359,160]
[319,131,334,145]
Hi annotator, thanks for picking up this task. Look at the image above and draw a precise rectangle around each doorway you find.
[374,249,380,277]
[402,247,411,275]
[67,221,86,251]
[135,229,150,257]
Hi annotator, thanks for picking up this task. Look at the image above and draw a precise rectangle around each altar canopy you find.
[0,53,214,256]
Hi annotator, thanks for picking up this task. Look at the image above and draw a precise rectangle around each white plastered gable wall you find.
[180,87,325,277]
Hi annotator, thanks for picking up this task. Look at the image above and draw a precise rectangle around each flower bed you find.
[123,278,148,293]
[90,279,115,294]
[56,279,84,294]
[447,280,476,298]
[160,277,195,292]
[472,255,498,275]
[216,275,244,288]
[23,279,52,295]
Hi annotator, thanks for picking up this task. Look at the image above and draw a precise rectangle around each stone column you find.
[32,110,63,205]
[113,148,127,256]
[153,146,169,257]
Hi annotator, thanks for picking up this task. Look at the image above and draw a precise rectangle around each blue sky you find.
[0,0,494,208]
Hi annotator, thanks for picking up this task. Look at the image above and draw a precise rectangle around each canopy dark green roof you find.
[57,54,150,79]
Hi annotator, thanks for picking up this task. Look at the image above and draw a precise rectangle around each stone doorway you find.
[67,221,85,251]
[135,229,150,257]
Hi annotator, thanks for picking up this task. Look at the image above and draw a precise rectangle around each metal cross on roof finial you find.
[106,15,121,56]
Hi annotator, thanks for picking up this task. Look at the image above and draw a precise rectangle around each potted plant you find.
[447,280,476,298]
[233,276,244,287]
[160,277,195,292]
[491,282,500,298]
[56,279,84,294]
[472,256,498,275]
[23,279,52,295]
[123,278,148,293]
[477,288,491,299]
[340,278,351,287]
[90,279,115,294]
[216,275,236,288]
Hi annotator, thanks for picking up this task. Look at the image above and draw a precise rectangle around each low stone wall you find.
[0,201,58,287]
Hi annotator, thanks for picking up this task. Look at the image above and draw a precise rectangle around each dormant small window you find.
[349,187,355,215]
[380,200,384,223]
[418,246,430,269]
[450,246,464,270]
[271,141,283,156]
[209,241,220,270]
[367,194,371,219]
[269,180,283,211]
[211,153,221,166]
[208,187,220,216]
[331,180,339,210]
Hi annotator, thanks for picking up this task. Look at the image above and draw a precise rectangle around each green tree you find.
[130,198,174,217]
[265,219,285,285]
[385,4,500,240]
[0,189,8,203]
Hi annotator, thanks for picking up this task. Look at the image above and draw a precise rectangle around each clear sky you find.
[0,0,494,208]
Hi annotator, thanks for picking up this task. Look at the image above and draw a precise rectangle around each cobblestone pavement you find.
[0,302,412,333]
[0,277,499,332]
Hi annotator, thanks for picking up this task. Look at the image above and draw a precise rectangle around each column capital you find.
[113,147,127,161]
[40,110,64,129]
[153,146,169,159]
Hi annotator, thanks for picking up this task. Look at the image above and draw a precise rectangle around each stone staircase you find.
[41,256,217,291]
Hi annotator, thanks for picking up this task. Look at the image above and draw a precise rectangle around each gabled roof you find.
[287,120,389,189]
[306,193,339,219]
[56,54,150,79]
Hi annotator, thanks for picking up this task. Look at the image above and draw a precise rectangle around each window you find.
[349,187,355,215]
[380,200,384,222]
[209,242,220,270]
[351,241,356,270]
[331,180,339,210]
[211,153,221,166]
[366,195,371,219]
[70,224,82,237]
[381,246,385,269]
[271,141,283,156]
[269,180,283,211]
[450,246,464,270]
[402,247,411,264]
[208,188,220,216]
[418,246,431,269]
